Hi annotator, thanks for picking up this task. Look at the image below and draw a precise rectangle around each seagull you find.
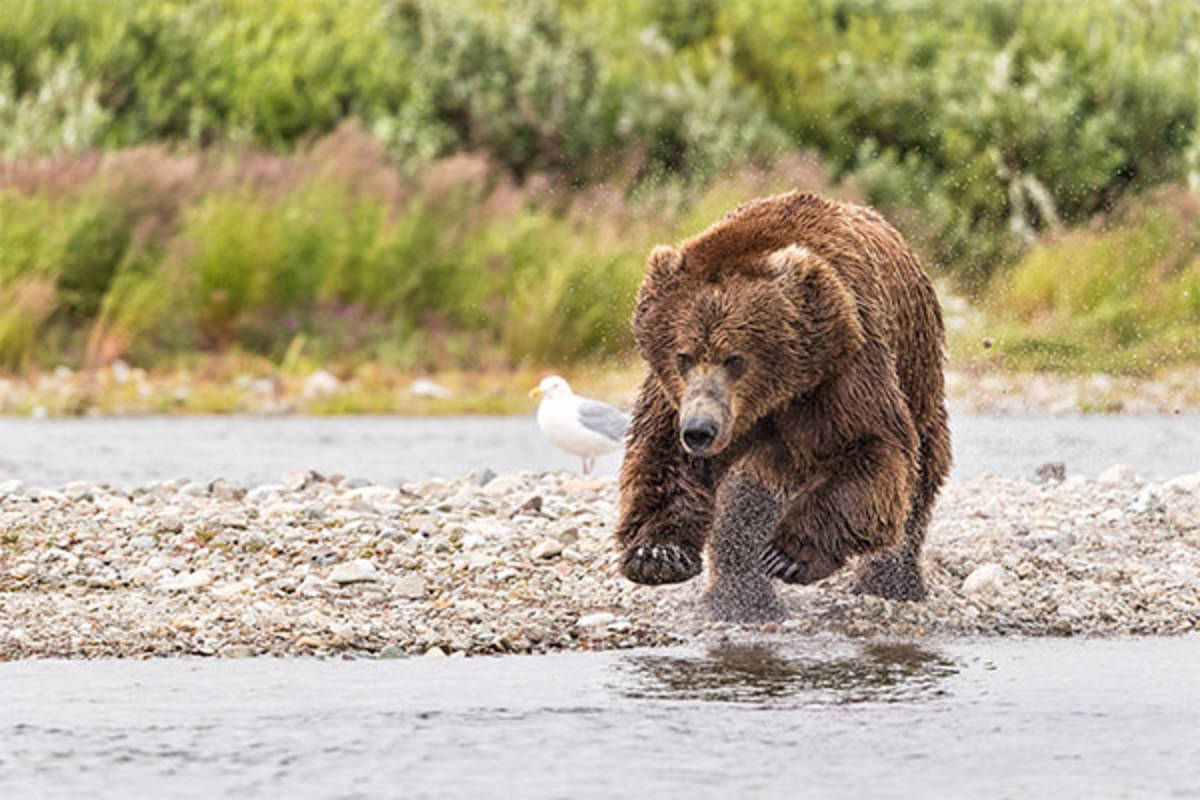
[529,375,629,474]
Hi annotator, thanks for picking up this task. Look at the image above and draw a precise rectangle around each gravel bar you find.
[2,467,1198,660]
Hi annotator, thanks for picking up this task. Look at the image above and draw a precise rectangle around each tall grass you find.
[0,126,839,371]
[966,189,1200,374]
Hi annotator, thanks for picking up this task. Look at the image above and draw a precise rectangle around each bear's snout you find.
[679,370,733,455]
[681,416,719,453]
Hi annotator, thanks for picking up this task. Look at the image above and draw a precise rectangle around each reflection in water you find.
[619,642,957,705]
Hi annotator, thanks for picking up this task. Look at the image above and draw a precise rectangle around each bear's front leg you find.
[616,379,712,585]
[761,434,915,592]
[702,471,788,622]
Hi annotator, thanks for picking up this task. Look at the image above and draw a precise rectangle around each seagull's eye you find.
[723,355,746,380]
[675,353,695,375]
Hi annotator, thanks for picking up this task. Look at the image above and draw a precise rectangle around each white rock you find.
[410,377,453,399]
[393,574,427,598]
[1165,472,1200,493]
[212,580,253,599]
[1126,488,1165,516]
[39,547,79,571]
[0,479,25,497]
[5,627,32,647]
[530,539,564,560]
[961,563,1007,595]
[1096,464,1137,486]
[330,558,380,584]
[464,519,508,539]
[159,569,214,591]
[130,535,157,550]
[246,485,283,503]
[480,474,528,498]
[302,369,341,399]
[62,481,97,500]
[576,612,616,628]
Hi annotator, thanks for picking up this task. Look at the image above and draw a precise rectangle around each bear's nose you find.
[681,416,719,453]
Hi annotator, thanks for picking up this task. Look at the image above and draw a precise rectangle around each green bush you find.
[968,192,1200,373]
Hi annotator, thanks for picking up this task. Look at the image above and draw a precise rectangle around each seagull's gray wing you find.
[578,399,629,442]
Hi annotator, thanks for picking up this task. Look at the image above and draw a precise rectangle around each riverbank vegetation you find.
[4,0,1200,381]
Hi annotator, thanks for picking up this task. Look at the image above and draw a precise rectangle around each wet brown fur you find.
[616,191,951,602]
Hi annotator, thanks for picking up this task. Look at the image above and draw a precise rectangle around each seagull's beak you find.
[529,387,543,399]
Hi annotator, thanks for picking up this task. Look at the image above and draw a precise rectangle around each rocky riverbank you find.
[1,468,1198,660]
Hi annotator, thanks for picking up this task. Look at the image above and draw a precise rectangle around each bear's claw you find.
[760,541,842,584]
[760,543,804,582]
[622,543,702,585]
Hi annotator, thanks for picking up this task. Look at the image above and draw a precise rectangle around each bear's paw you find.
[621,543,702,585]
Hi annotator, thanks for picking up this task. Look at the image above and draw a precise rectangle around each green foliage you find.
[6,0,1200,374]
[969,193,1200,373]
[0,133,663,370]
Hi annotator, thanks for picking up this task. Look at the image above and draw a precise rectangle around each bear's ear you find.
[645,245,683,283]
[767,244,866,371]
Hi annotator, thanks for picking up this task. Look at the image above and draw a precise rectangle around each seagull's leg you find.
[582,457,592,475]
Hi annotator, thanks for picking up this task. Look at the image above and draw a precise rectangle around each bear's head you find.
[633,242,865,457]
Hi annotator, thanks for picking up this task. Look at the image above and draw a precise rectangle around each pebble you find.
[530,539,564,560]
[576,612,616,628]
[1097,464,1138,486]
[961,563,1007,595]
[330,559,380,584]
[393,574,428,598]
[1126,488,1165,516]
[159,569,214,591]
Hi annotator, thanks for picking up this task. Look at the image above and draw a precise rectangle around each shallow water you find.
[2,637,1198,799]
[0,413,1197,487]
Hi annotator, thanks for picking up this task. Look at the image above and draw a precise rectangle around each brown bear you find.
[615,191,950,621]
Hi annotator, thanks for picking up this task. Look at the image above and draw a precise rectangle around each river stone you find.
[1033,462,1066,484]
[393,574,427,598]
[1097,464,1137,486]
[576,612,616,628]
[1126,488,1165,516]
[219,644,256,659]
[159,569,214,591]
[530,539,564,560]
[130,535,157,550]
[62,481,97,501]
[330,559,380,584]
[481,474,528,497]
[378,644,406,659]
[1165,472,1200,493]
[961,563,1007,595]
[0,479,26,497]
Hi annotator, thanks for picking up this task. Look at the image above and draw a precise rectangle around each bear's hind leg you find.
[854,424,949,601]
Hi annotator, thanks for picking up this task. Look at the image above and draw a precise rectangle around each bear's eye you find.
[723,355,746,380]
[675,353,695,375]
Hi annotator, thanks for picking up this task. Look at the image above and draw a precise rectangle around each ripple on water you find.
[617,641,958,705]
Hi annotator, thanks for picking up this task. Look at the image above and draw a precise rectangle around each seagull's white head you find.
[529,375,572,400]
